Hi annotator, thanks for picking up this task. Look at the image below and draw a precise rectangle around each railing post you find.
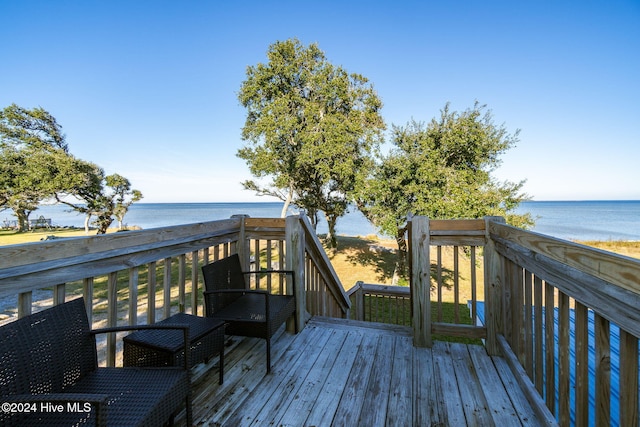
[285,215,306,333]
[411,216,431,347]
[354,281,364,321]
[17,292,32,318]
[53,284,66,306]
[107,271,118,367]
[484,216,505,355]
[231,214,251,272]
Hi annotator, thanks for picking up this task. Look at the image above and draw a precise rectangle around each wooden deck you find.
[177,317,555,426]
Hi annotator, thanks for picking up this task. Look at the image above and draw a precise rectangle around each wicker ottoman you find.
[124,313,226,384]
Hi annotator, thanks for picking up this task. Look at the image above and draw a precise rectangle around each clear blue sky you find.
[1,0,638,202]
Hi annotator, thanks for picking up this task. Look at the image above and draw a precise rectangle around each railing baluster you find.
[107,272,118,367]
[191,250,199,315]
[523,270,533,378]
[533,276,543,395]
[147,261,156,324]
[178,254,186,312]
[279,240,285,294]
[436,246,443,322]
[266,239,272,293]
[254,239,260,289]
[619,330,639,426]
[129,267,138,326]
[544,280,556,414]
[595,313,611,426]
[54,284,65,306]
[575,301,590,426]
[453,246,459,323]
[558,291,570,426]
[83,278,94,324]
[470,246,477,323]
[163,257,172,319]
[18,291,32,318]
[512,262,523,364]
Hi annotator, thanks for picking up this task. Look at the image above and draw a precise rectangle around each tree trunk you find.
[84,214,91,234]
[280,182,294,218]
[96,214,113,234]
[16,209,29,232]
[395,227,408,277]
[325,213,338,249]
[307,209,319,230]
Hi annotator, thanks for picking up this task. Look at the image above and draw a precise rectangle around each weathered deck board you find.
[277,328,351,426]
[386,336,413,426]
[177,317,556,426]
[302,329,365,427]
[432,340,467,425]
[448,341,495,426]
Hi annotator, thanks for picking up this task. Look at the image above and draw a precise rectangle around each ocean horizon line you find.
[104,199,640,205]
[8,200,640,242]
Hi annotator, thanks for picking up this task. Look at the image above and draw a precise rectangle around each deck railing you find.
[241,215,350,322]
[486,220,640,427]
[347,282,411,325]
[409,216,488,344]
[403,215,639,427]
[1,213,638,426]
[346,218,487,334]
[0,214,350,366]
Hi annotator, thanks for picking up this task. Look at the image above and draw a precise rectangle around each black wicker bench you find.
[0,298,192,427]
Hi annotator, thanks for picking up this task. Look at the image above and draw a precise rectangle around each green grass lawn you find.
[0,228,100,245]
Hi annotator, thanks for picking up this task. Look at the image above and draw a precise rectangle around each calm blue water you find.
[515,200,640,241]
[4,201,640,241]
[4,202,380,237]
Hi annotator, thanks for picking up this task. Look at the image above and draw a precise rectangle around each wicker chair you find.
[0,298,192,427]
[202,253,296,374]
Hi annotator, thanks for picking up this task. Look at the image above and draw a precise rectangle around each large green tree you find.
[1,104,142,233]
[237,38,385,247]
[56,169,143,234]
[358,102,532,275]
[0,104,72,230]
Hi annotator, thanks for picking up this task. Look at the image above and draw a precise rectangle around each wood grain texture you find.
[183,317,554,426]
[411,216,431,347]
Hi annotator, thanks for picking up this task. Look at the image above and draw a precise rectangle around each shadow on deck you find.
[176,317,552,426]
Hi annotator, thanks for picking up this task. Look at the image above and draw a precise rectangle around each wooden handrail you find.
[298,214,351,315]
[348,282,410,325]
[0,218,244,366]
[486,219,640,426]
[0,214,350,365]
[488,221,640,338]
[404,215,639,425]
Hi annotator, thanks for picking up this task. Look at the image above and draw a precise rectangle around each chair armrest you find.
[1,393,110,427]
[91,324,191,370]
